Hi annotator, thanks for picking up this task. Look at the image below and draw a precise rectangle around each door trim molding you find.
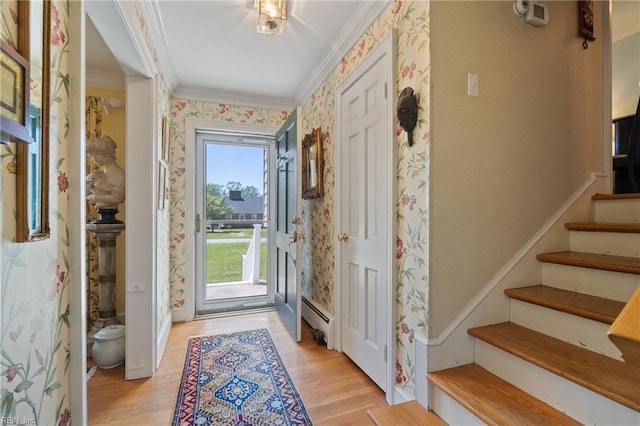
[601,1,612,191]
[334,29,397,403]
[125,76,158,380]
[180,119,280,322]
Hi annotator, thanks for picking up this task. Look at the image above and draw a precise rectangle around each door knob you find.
[338,233,349,242]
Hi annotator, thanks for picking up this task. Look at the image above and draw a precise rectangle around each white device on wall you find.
[513,0,549,27]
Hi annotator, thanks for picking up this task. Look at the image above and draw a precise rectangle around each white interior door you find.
[274,110,302,340]
[336,35,395,393]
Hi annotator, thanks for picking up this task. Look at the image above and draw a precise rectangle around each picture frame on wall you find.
[158,164,166,210]
[301,127,323,199]
[161,115,170,162]
[0,41,33,144]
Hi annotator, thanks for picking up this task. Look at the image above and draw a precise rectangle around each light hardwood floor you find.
[87,310,388,425]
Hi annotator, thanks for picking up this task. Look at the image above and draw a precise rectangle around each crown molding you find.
[295,0,391,106]
[138,0,390,112]
[145,0,177,89]
[86,68,126,90]
[86,0,154,79]
[173,86,295,112]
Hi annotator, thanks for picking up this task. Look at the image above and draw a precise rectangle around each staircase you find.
[428,193,640,425]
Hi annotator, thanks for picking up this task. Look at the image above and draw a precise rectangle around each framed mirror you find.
[16,0,51,242]
[301,127,323,199]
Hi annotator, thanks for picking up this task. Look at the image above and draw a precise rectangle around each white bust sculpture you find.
[86,135,125,210]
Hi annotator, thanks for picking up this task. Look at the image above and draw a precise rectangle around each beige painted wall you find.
[429,1,604,336]
[86,87,127,315]
[612,32,640,118]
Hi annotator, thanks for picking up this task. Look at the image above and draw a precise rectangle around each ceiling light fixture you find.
[256,0,287,36]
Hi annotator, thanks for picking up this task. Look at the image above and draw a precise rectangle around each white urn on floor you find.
[92,324,125,369]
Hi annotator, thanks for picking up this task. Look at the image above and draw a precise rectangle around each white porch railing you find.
[242,224,262,284]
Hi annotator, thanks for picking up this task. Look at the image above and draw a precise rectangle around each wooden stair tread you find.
[505,285,625,324]
[468,322,640,412]
[592,193,640,200]
[367,401,446,426]
[565,222,640,233]
[428,364,579,426]
[536,251,640,274]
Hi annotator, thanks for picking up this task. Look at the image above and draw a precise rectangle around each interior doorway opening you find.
[195,132,275,315]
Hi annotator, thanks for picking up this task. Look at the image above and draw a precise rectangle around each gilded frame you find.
[16,0,51,242]
[301,127,323,199]
[0,40,32,144]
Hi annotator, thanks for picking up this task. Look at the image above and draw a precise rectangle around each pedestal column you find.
[87,222,125,339]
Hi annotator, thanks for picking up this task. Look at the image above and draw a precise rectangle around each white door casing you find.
[182,120,280,322]
[193,132,274,314]
[86,0,162,392]
[335,31,396,401]
[125,76,158,380]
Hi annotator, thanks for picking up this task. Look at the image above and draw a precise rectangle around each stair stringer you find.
[425,173,608,418]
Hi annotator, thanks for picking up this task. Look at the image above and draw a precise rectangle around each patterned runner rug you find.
[172,328,312,425]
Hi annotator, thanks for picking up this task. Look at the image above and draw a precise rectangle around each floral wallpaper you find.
[165,0,429,395]
[168,101,288,311]
[299,0,430,392]
[1,0,72,424]
[157,80,173,339]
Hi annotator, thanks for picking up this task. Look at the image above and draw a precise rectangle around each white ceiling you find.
[86,0,388,110]
[86,0,639,110]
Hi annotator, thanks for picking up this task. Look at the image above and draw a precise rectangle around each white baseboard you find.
[392,384,414,405]
[301,297,334,350]
[172,308,190,323]
[157,313,171,368]
[415,335,428,408]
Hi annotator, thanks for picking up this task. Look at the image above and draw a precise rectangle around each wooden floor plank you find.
[504,285,625,324]
[367,400,447,426]
[468,322,640,412]
[87,311,387,425]
[428,364,579,426]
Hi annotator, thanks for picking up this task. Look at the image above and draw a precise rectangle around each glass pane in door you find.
[203,142,269,302]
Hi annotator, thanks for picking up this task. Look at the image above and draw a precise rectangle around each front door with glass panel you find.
[195,132,274,314]
[274,110,301,340]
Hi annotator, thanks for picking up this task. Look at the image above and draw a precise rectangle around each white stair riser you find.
[509,300,622,361]
[594,199,640,223]
[569,230,640,257]
[429,385,484,426]
[541,263,640,302]
[474,340,640,426]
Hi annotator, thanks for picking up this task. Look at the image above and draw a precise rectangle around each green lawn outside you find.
[206,242,267,283]
[206,228,268,240]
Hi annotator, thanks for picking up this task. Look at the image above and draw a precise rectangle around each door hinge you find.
[195,213,201,233]
[384,344,388,362]
[384,82,388,99]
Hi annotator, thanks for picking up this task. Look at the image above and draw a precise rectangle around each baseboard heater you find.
[301,296,334,350]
